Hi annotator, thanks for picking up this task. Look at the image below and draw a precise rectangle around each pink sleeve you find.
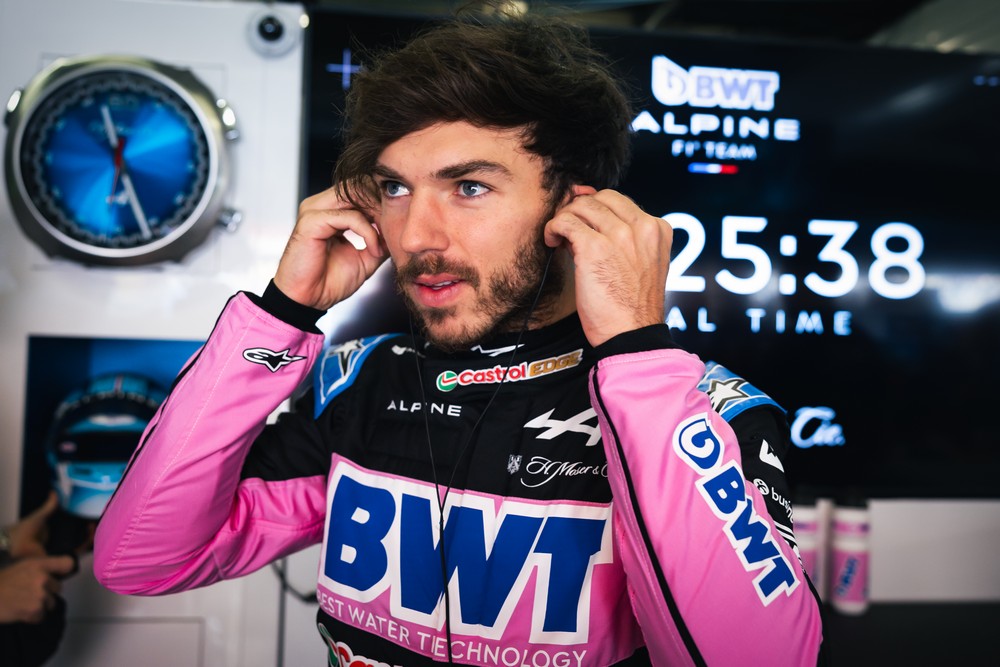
[590,347,823,666]
[93,293,327,595]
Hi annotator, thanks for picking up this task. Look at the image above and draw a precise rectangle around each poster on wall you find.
[20,336,200,545]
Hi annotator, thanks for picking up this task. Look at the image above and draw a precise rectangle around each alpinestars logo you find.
[707,377,749,412]
[243,347,306,372]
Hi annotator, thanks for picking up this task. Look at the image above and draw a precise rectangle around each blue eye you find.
[458,181,489,197]
[381,181,409,198]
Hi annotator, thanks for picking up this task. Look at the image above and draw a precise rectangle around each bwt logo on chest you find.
[318,459,614,642]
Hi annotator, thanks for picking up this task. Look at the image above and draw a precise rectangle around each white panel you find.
[281,545,328,667]
[0,1,306,666]
[0,0,307,516]
[49,619,203,667]
[870,499,1000,601]
[860,0,1000,607]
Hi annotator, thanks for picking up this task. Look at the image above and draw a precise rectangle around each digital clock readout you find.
[663,214,925,300]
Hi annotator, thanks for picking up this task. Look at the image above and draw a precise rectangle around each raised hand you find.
[273,186,388,310]
[0,555,75,623]
[545,187,672,347]
[5,492,59,559]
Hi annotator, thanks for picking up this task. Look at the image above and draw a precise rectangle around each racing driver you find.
[94,8,825,666]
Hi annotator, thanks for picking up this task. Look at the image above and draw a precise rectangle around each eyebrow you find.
[373,160,513,183]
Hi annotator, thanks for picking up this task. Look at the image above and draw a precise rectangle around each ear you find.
[570,184,598,198]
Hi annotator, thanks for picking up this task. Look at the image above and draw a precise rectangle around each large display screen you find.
[304,9,1000,499]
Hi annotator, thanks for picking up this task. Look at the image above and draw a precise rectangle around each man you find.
[95,10,824,666]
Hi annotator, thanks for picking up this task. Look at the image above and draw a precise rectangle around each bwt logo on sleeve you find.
[672,413,800,605]
[651,55,780,111]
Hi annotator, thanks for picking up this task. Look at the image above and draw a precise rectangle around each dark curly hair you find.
[333,9,634,207]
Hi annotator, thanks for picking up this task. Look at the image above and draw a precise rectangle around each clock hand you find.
[100,104,152,240]
[99,104,121,149]
[107,135,124,204]
[120,171,153,240]
[101,104,122,202]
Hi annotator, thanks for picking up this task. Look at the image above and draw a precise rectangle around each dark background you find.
[303,7,1000,501]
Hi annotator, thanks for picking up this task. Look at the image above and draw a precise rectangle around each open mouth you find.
[396,258,478,309]
[421,279,460,291]
[410,274,468,307]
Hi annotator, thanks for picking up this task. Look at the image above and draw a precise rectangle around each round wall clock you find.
[3,54,238,265]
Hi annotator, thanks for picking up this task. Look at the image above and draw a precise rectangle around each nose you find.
[397,191,449,255]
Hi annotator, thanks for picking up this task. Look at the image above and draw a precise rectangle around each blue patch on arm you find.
[314,334,401,417]
[698,361,785,423]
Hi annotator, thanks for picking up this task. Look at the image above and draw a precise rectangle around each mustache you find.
[394,254,481,289]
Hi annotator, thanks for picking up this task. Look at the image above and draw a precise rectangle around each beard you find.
[394,230,565,353]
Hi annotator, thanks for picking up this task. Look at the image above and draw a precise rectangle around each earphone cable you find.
[411,248,555,663]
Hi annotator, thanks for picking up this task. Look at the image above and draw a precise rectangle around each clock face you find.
[4,56,234,265]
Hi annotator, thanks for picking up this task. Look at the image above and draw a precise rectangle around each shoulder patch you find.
[698,361,784,423]
[314,334,402,416]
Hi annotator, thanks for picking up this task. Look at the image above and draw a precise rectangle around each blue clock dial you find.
[22,71,208,249]
[4,55,235,265]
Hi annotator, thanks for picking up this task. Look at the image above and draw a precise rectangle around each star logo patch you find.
[707,377,749,412]
[243,347,307,373]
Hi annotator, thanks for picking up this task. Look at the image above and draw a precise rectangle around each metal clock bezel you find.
[3,54,236,266]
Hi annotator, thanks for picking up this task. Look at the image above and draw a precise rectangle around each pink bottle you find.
[830,504,869,615]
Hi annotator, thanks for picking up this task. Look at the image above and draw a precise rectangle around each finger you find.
[545,196,632,257]
[347,235,390,278]
[43,555,77,578]
[43,574,63,596]
[545,195,637,250]
[575,190,671,256]
[38,491,60,517]
[298,208,382,255]
[589,189,643,221]
[298,185,353,214]
[543,209,604,249]
[561,190,645,236]
[24,491,59,524]
[302,182,379,219]
[338,214,384,260]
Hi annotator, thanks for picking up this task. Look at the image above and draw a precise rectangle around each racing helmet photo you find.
[45,373,167,519]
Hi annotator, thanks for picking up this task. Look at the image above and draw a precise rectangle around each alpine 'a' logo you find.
[243,347,307,372]
[524,408,601,447]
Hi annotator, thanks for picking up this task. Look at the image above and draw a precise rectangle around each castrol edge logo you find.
[436,349,583,392]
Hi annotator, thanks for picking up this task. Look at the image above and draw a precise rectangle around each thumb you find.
[26,492,60,525]
[43,554,78,578]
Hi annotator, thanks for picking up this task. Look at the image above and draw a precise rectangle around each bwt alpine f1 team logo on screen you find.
[651,55,780,110]
[632,55,801,167]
